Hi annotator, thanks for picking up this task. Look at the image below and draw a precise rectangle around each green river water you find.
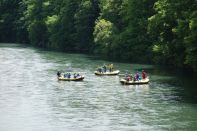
[0,44,197,131]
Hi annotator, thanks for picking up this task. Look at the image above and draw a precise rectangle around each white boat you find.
[120,78,149,85]
[94,70,120,76]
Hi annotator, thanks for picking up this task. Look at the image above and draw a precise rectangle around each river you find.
[0,44,196,131]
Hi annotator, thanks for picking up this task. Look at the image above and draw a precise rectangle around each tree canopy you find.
[0,0,196,71]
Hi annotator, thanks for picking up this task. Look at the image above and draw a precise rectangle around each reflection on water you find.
[0,44,197,131]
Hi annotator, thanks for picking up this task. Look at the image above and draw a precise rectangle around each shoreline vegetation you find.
[1,43,195,77]
[0,0,196,72]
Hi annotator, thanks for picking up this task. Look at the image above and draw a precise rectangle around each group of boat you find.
[57,64,149,85]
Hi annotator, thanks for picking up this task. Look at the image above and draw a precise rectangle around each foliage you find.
[0,0,197,71]
[74,0,99,52]
[0,0,28,43]
[185,11,197,71]
[148,0,197,70]
[93,19,114,56]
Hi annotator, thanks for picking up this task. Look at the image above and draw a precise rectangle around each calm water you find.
[0,44,197,131]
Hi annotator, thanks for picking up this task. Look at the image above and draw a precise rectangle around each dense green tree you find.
[74,0,99,52]
[25,0,49,47]
[114,0,155,62]
[99,0,125,30]
[15,1,29,43]
[94,0,155,62]
[148,0,197,71]
[0,0,196,72]
[48,0,81,51]
[93,19,115,56]
[0,0,27,42]
[93,0,127,59]
[185,11,197,71]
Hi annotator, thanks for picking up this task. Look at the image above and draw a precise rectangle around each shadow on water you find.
[0,43,29,48]
[141,66,197,104]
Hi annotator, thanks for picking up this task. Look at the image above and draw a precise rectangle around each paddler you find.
[142,70,147,79]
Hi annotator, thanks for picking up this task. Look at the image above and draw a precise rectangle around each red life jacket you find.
[142,72,146,79]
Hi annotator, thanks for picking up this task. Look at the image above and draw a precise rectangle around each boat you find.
[120,78,149,85]
[58,76,84,81]
[94,70,120,76]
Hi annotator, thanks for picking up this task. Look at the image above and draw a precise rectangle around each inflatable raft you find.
[58,76,84,81]
[94,70,120,76]
[120,78,149,85]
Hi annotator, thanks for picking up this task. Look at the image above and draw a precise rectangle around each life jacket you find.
[142,72,146,79]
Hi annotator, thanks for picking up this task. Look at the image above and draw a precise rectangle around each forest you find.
[0,0,197,72]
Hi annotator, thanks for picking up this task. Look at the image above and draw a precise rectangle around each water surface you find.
[0,44,196,131]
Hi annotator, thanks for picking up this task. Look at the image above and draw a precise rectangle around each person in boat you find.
[130,74,133,81]
[109,64,113,72]
[73,73,77,78]
[77,73,80,78]
[133,76,136,81]
[124,71,129,80]
[108,64,111,72]
[67,73,71,78]
[126,75,132,81]
[97,66,99,72]
[135,72,140,81]
[64,73,68,78]
[97,67,102,73]
[142,70,147,79]
[57,71,61,77]
[103,64,107,72]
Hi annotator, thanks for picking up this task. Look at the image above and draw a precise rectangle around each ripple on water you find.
[0,44,197,131]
